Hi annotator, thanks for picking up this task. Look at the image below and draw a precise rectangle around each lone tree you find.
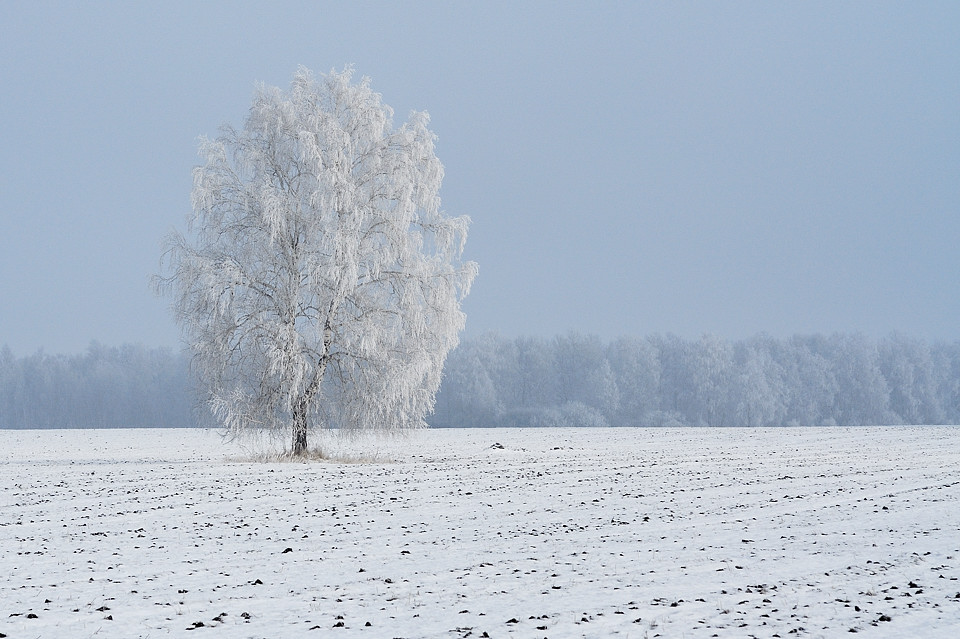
[157,67,477,455]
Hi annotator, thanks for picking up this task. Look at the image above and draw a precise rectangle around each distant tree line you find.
[0,342,196,429]
[432,332,960,428]
[2,332,960,429]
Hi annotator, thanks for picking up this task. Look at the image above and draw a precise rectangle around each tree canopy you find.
[157,67,476,454]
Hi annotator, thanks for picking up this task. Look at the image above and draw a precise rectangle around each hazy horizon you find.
[2,2,958,355]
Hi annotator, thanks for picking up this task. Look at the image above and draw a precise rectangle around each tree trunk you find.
[291,358,327,456]
[292,399,308,456]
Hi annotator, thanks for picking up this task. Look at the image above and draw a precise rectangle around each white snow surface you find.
[2,426,960,638]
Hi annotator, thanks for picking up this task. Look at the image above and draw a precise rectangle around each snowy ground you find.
[2,426,960,638]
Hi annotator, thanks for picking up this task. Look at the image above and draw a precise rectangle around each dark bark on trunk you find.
[290,357,327,456]
[292,399,308,456]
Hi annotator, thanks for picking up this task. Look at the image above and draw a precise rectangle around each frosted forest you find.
[2,331,959,430]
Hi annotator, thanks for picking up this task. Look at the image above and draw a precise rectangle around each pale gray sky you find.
[1,1,958,354]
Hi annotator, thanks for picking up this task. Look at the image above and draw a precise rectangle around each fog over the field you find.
[1,2,958,354]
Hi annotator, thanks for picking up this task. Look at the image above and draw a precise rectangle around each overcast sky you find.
[1,2,958,355]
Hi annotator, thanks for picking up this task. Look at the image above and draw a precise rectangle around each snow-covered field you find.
[2,427,960,638]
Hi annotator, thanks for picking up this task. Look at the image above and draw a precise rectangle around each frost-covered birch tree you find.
[156,67,477,455]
